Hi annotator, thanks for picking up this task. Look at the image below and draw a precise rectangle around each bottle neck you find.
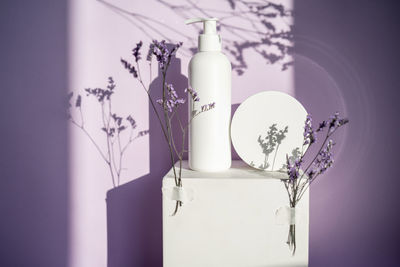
[198,34,221,52]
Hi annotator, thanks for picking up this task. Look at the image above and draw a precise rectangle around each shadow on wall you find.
[97,0,294,76]
[106,57,187,267]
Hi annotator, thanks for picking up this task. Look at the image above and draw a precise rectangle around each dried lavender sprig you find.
[286,112,349,204]
[121,40,218,216]
[156,83,186,113]
[152,40,182,72]
[121,40,185,211]
[303,114,316,145]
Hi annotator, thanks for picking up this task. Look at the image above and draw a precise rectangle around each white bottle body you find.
[188,51,232,172]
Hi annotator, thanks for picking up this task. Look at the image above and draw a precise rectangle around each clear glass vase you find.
[286,206,296,255]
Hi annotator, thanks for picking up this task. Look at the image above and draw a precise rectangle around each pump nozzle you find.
[185,18,218,34]
[185,17,221,51]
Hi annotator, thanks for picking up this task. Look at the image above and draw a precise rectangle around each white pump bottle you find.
[186,18,232,172]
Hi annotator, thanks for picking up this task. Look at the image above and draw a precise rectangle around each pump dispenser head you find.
[185,18,221,52]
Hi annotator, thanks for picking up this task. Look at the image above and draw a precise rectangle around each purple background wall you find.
[1,0,400,266]
[295,1,400,266]
[0,1,68,267]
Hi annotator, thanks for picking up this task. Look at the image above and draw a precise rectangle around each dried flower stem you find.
[134,51,182,213]
[281,113,348,255]
[296,128,337,203]
[122,40,215,215]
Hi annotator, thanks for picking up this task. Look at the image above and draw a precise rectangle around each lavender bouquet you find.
[283,112,349,254]
[121,40,214,215]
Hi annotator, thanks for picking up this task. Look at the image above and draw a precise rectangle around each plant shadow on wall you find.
[68,74,157,266]
[252,123,289,170]
[68,78,149,188]
[97,0,293,75]
[69,42,190,266]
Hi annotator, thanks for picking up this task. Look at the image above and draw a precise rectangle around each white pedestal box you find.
[162,161,309,267]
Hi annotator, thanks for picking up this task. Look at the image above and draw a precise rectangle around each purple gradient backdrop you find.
[1,0,400,266]
[0,1,68,267]
[294,1,400,266]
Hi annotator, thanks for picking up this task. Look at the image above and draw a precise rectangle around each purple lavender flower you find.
[152,40,169,71]
[151,40,183,72]
[167,83,178,99]
[303,114,316,145]
[319,139,335,173]
[312,139,335,177]
[328,112,339,132]
[307,168,316,179]
[316,120,327,132]
[315,112,348,135]
[327,112,349,133]
[132,41,143,62]
[281,110,349,252]
[122,40,183,78]
[156,83,185,113]
[286,155,299,181]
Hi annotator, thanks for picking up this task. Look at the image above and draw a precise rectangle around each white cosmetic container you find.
[186,18,232,172]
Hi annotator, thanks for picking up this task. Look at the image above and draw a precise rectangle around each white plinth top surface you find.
[163,160,309,267]
[165,160,289,180]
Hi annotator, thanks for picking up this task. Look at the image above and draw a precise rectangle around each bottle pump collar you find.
[185,18,221,52]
